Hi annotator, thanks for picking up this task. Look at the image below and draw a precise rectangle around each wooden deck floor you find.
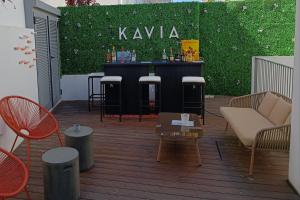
[12,96,299,200]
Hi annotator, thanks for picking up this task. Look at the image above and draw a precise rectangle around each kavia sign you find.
[119,26,179,40]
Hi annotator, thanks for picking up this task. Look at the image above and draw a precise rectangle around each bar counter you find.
[103,61,204,114]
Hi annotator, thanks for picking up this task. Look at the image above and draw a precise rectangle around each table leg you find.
[157,136,163,162]
[195,138,202,166]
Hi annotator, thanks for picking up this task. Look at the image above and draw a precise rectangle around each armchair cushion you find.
[285,114,291,125]
[268,98,292,125]
[258,92,279,118]
[220,107,274,146]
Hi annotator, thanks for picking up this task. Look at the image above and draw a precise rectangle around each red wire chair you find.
[0,147,31,199]
[0,96,63,167]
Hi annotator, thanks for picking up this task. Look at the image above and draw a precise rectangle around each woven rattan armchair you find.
[224,91,291,175]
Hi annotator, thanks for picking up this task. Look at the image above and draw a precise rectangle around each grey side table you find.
[64,125,94,172]
[42,147,80,200]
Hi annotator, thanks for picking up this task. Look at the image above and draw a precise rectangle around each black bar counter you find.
[103,61,204,114]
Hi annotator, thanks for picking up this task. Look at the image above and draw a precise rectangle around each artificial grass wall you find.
[198,0,295,95]
[59,0,296,95]
[59,2,200,73]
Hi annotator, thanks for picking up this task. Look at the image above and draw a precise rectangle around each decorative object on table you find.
[42,147,80,200]
[64,125,94,172]
[181,113,190,122]
[169,47,174,62]
[181,40,200,62]
[156,112,203,166]
[131,49,136,62]
[0,96,63,167]
[0,147,31,199]
[111,46,116,62]
[162,48,167,61]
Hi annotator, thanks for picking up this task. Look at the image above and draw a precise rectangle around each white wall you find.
[61,73,103,100]
[289,0,300,194]
[0,26,38,151]
[61,73,156,101]
[0,0,25,27]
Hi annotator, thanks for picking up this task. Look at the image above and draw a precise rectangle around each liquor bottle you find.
[169,48,174,62]
[111,46,117,63]
[131,49,136,62]
[162,49,167,61]
[175,49,181,62]
[120,47,124,63]
[106,49,111,63]
[181,50,186,62]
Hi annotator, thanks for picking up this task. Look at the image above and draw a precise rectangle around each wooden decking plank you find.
[10,97,299,200]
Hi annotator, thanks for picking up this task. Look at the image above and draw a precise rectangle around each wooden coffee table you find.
[155,112,203,166]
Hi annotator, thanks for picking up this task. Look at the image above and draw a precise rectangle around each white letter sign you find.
[160,26,164,39]
[133,27,143,40]
[118,26,180,40]
[144,26,154,39]
[119,27,127,40]
[169,26,179,39]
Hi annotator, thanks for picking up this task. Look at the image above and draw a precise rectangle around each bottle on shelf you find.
[181,50,186,62]
[120,47,124,63]
[111,46,117,63]
[106,49,111,63]
[131,49,136,62]
[175,49,181,62]
[169,47,174,62]
[162,49,167,61]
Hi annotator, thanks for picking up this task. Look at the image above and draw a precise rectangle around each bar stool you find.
[182,76,205,124]
[100,76,122,122]
[139,76,161,122]
[88,74,104,112]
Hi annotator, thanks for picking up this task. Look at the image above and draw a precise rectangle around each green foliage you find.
[199,0,295,95]
[59,3,199,74]
[59,0,295,95]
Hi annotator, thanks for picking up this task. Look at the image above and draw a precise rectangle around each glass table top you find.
[155,112,203,138]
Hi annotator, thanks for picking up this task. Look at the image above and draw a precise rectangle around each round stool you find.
[138,76,161,122]
[100,76,123,122]
[42,147,80,200]
[64,125,94,172]
[182,76,205,124]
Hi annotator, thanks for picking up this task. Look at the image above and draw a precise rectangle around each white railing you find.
[252,56,294,98]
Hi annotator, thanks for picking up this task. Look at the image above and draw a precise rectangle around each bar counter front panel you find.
[103,62,203,115]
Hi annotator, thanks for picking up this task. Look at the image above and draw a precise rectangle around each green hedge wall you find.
[59,3,200,74]
[59,0,296,95]
[199,0,295,95]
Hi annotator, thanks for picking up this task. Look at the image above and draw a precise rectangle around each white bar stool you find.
[138,76,161,122]
[182,76,205,124]
[100,76,123,122]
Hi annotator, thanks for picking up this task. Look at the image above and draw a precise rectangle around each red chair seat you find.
[0,148,29,198]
